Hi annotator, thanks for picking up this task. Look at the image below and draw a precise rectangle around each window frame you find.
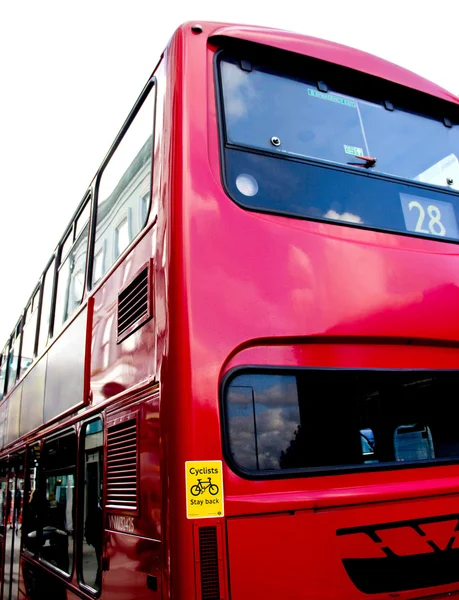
[21,284,41,369]
[0,343,10,399]
[5,319,23,394]
[54,196,91,335]
[22,442,41,558]
[89,77,157,290]
[36,256,57,355]
[37,428,77,579]
[77,415,104,597]
[221,365,459,480]
[214,47,459,246]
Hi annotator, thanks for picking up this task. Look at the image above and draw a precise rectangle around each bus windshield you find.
[219,56,459,242]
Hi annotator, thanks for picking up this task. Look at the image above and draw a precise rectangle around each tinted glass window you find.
[93,85,155,283]
[55,223,88,333]
[37,260,55,354]
[23,445,39,555]
[220,56,459,243]
[220,57,459,188]
[0,462,8,536]
[225,369,459,474]
[6,329,21,393]
[0,347,8,400]
[21,295,39,376]
[27,434,76,574]
[80,418,103,592]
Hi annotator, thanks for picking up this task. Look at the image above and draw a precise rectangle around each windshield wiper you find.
[348,155,377,168]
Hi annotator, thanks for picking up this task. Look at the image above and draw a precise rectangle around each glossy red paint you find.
[2,20,459,600]
[161,21,459,600]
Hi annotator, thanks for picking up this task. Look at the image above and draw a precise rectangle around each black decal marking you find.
[338,513,459,593]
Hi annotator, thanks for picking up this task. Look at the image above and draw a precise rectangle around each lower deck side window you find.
[24,433,76,574]
[81,417,104,592]
[224,369,459,474]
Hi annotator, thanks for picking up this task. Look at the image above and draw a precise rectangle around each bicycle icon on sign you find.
[190,477,219,496]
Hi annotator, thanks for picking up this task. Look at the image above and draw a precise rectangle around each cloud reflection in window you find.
[324,209,363,224]
[226,375,300,470]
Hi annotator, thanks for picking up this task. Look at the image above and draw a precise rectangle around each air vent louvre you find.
[106,418,138,510]
[117,264,151,342]
[199,526,221,600]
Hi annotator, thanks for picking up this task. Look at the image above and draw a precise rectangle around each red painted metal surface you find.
[4,20,459,600]
[159,22,459,600]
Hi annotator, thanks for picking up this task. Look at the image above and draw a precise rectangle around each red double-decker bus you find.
[1,20,459,600]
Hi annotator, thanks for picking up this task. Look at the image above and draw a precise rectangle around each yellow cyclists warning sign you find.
[185,460,224,519]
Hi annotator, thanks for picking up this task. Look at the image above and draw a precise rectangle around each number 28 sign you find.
[400,193,459,240]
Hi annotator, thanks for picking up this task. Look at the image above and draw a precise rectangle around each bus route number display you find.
[185,460,224,519]
[400,193,459,240]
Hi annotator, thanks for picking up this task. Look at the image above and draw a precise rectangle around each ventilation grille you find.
[106,418,138,510]
[199,526,221,600]
[117,265,151,342]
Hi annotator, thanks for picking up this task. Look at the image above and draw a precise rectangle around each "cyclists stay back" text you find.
[185,460,224,519]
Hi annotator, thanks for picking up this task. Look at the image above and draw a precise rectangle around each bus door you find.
[2,454,25,600]
[0,461,8,598]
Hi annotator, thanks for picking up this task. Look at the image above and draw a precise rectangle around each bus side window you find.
[93,83,155,285]
[23,445,39,555]
[37,258,56,355]
[0,346,8,400]
[6,323,21,394]
[54,201,90,335]
[38,432,77,574]
[0,462,8,537]
[79,417,103,593]
[20,288,40,378]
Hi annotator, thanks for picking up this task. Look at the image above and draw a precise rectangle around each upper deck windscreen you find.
[219,55,459,242]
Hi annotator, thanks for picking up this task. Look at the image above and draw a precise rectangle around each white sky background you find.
[0,0,458,344]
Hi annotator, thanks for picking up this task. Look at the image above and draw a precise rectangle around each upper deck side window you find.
[6,322,22,394]
[93,82,156,286]
[54,197,91,335]
[0,345,9,400]
[217,52,459,244]
[20,288,40,378]
[37,258,56,356]
[0,75,160,400]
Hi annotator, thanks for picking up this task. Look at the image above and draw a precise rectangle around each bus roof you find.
[179,21,459,105]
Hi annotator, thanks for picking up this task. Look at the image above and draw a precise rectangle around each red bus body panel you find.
[3,21,459,600]
[164,22,459,600]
